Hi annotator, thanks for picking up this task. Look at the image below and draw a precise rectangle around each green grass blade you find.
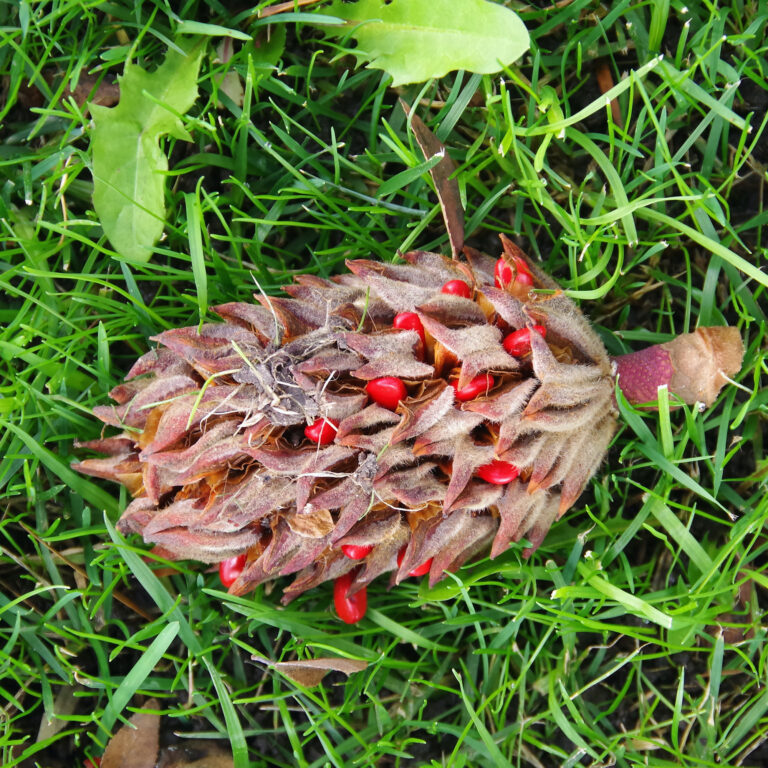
[97,622,179,741]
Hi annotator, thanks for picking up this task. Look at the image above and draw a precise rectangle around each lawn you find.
[1,1,767,766]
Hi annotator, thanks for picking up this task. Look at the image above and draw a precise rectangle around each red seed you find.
[334,571,367,623]
[503,328,531,357]
[408,559,432,577]
[494,256,533,289]
[476,459,520,484]
[397,546,433,578]
[450,373,495,401]
[494,258,513,288]
[502,325,547,357]
[219,554,247,588]
[441,279,471,298]
[304,417,339,445]
[393,311,426,344]
[515,271,534,287]
[341,544,373,560]
[366,376,407,410]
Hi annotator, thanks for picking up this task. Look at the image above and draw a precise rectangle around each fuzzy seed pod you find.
[75,238,741,607]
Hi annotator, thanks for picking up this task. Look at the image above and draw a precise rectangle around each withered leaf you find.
[401,100,464,258]
[36,684,81,743]
[157,741,234,768]
[101,698,160,768]
[253,655,369,688]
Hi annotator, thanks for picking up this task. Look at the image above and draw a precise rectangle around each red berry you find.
[219,554,247,588]
[476,460,520,484]
[84,760,101,768]
[441,279,471,298]
[341,544,373,560]
[366,376,407,410]
[450,373,494,401]
[393,311,426,345]
[334,571,367,624]
[397,546,433,578]
[304,417,338,445]
[502,325,547,357]
[494,256,533,289]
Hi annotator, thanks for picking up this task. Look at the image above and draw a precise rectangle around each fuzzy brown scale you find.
[76,240,620,602]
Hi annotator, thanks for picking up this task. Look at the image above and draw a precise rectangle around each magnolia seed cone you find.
[75,237,742,602]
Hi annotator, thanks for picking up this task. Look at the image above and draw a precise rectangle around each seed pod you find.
[75,240,743,606]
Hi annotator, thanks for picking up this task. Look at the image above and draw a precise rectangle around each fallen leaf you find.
[157,741,234,768]
[253,655,369,687]
[67,73,120,108]
[101,698,160,768]
[595,59,622,128]
[15,71,119,112]
[402,100,464,258]
[36,684,81,743]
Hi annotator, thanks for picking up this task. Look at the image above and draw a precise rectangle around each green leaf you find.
[91,38,203,263]
[327,0,529,86]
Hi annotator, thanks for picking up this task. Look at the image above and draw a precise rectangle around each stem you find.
[611,327,744,407]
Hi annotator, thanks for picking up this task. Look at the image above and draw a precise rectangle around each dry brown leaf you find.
[253,655,369,687]
[157,741,234,768]
[36,685,81,743]
[401,99,465,257]
[595,59,622,127]
[67,73,120,108]
[15,71,119,112]
[101,698,160,768]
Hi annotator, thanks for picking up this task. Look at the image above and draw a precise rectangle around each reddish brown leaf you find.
[401,100,464,257]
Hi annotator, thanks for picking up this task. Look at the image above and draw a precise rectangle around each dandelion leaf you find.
[91,39,203,262]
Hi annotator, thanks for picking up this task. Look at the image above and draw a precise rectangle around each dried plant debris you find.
[253,655,369,687]
[76,238,743,621]
[101,699,160,768]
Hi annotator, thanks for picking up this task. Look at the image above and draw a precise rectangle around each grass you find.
[1,0,767,766]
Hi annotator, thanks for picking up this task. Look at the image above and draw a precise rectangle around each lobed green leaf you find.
[91,38,203,262]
